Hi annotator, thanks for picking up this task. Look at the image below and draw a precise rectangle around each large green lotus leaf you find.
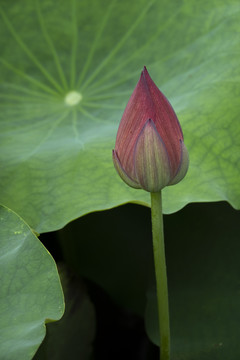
[0,0,240,232]
[0,205,64,360]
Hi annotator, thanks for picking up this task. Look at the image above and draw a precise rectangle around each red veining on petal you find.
[142,67,183,176]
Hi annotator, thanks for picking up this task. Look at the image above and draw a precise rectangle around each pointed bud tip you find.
[147,118,153,125]
[142,65,149,76]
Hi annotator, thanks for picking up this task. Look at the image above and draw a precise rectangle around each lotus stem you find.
[150,191,170,360]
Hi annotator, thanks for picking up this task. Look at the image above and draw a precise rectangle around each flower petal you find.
[133,119,171,192]
[142,67,184,175]
[168,140,189,185]
[112,150,141,189]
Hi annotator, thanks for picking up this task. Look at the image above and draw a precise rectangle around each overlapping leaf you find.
[0,0,240,232]
[0,205,64,360]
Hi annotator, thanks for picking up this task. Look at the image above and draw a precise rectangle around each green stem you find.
[150,191,170,360]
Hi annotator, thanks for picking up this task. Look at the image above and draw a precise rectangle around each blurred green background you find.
[35,201,240,359]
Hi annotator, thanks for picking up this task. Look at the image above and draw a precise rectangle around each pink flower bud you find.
[113,67,189,193]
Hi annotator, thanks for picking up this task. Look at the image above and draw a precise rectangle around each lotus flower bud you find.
[112,66,189,193]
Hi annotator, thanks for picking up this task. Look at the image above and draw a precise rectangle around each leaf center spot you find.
[64,91,82,106]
